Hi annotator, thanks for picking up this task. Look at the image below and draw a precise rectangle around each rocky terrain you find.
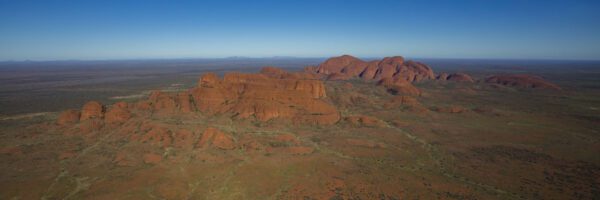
[1,55,598,199]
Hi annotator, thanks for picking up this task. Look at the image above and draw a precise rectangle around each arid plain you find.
[0,56,599,199]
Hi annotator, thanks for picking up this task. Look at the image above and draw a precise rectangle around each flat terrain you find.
[1,58,599,199]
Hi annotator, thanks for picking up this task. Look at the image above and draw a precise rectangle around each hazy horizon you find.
[1,0,600,61]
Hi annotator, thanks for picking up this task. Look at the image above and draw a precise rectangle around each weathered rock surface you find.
[314,55,432,96]
[484,74,561,90]
[190,69,340,125]
[315,55,434,82]
[104,107,131,124]
[197,127,236,150]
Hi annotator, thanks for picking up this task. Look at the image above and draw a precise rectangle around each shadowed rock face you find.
[316,55,435,82]
[484,74,561,90]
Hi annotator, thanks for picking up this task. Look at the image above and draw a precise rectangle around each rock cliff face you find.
[484,74,561,90]
[190,70,339,125]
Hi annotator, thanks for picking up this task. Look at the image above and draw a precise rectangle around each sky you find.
[1,0,599,61]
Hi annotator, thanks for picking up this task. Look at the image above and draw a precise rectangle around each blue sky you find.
[1,0,599,61]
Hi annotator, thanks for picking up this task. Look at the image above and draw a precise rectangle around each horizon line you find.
[1,55,600,63]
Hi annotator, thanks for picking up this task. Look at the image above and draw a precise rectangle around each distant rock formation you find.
[316,55,435,82]
[484,74,561,90]
[312,55,434,96]
[437,73,474,82]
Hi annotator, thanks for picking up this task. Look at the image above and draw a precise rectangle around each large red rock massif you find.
[189,70,339,124]
[484,74,561,90]
[315,55,435,82]
[310,55,439,96]
[57,67,340,127]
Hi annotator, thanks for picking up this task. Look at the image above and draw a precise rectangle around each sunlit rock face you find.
[315,55,435,82]
[190,69,340,125]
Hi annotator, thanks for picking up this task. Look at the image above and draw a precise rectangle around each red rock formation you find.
[190,71,339,125]
[80,101,104,120]
[57,109,80,125]
[316,55,366,75]
[315,55,434,82]
[383,96,420,109]
[54,67,340,128]
[173,129,195,148]
[104,107,131,124]
[197,127,236,150]
[377,78,421,96]
[176,92,194,113]
[437,73,474,82]
[484,74,561,90]
[138,126,172,148]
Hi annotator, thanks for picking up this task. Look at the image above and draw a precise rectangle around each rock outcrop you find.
[197,127,236,150]
[105,107,131,124]
[313,55,433,96]
[80,101,104,120]
[377,78,421,96]
[484,74,561,90]
[57,109,80,125]
[190,69,340,125]
[57,67,340,127]
[315,55,435,82]
[437,73,474,82]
